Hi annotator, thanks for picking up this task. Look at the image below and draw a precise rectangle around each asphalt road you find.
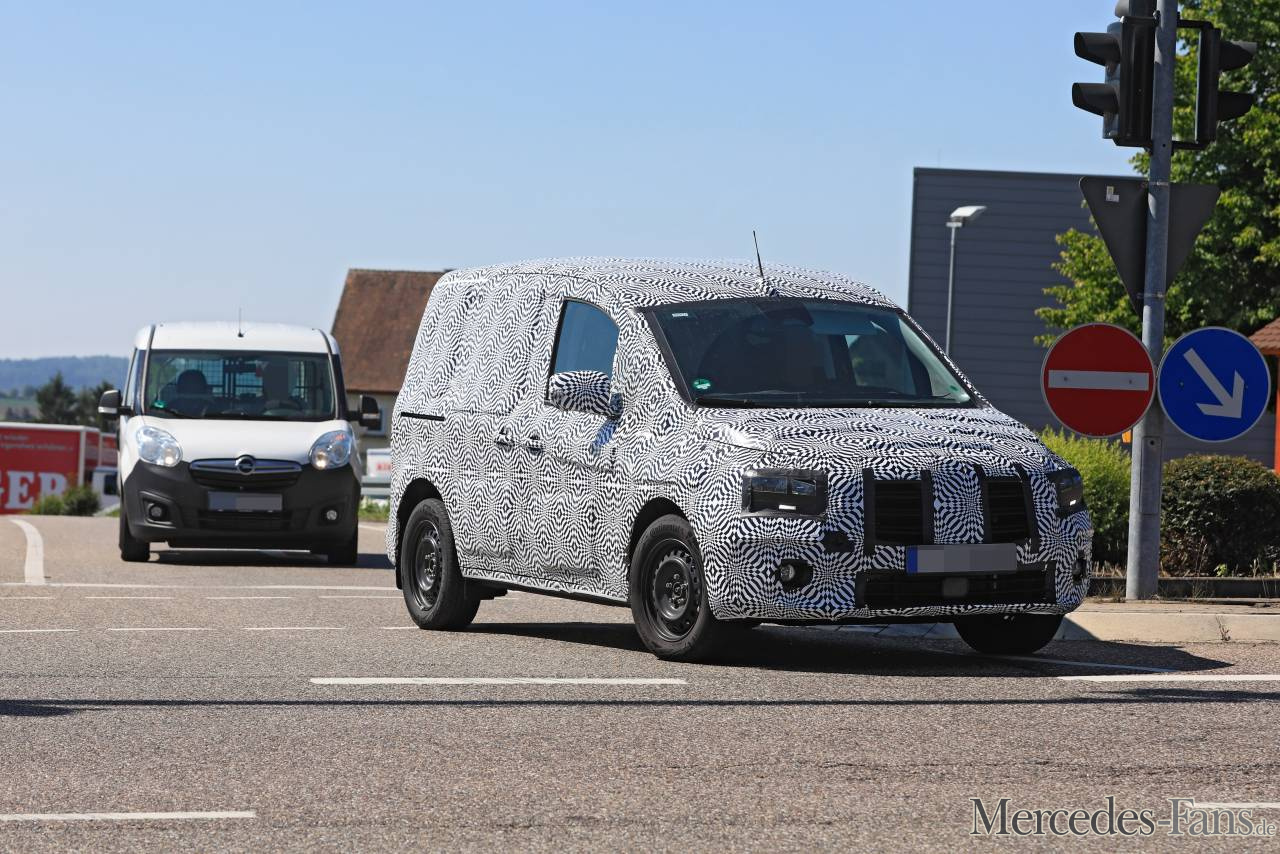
[2,516,1279,852]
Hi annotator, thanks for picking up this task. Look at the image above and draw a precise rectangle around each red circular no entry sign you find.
[1041,323,1155,438]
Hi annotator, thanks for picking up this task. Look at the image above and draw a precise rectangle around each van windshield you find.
[645,298,974,408]
[142,350,338,420]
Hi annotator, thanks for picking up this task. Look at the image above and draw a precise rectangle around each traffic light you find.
[1195,26,1257,144]
[1072,1,1156,148]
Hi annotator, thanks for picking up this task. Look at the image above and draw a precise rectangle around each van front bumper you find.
[122,461,359,549]
[699,514,1093,623]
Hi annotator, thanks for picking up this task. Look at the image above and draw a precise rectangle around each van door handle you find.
[523,434,543,452]
[493,429,514,448]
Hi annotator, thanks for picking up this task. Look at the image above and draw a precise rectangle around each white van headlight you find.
[136,426,182,468]
[310,429,353,470]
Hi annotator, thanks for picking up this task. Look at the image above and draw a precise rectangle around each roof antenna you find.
[752,230,778,296]
[237,308,244,338]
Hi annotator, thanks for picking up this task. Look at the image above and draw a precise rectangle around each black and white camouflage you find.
[387,258,1092,622]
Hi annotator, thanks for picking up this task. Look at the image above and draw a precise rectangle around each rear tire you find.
[954,613,1063,655]
[629,514,734,662]
[119,503,150,563]
[399,498,479,630]
[325,529,359,566]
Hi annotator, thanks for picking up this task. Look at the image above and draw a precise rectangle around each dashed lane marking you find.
[318,595,400,600]
[205,596,294,600]
[8,519,44,585]
[244,626,347,631]
[0,628,76,634]
[106,627,210,632]
[0,811,255,822]
[2,583,393,591]
[86,596,174,601]
[311,677,689,686]
[1060,673,1280,683]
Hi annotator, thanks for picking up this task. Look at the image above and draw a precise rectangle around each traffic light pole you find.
[1125,0,1178,601]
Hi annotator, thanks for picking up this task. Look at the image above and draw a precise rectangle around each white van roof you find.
[135,322,337,354]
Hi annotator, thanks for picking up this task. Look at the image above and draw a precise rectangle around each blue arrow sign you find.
[1158,327,1271,443]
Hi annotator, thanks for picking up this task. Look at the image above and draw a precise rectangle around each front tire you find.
[119,503,150,563]
[954,613,1063,655]
[325,529,359,566]
[399,498,479,630]
[629,514,733,662]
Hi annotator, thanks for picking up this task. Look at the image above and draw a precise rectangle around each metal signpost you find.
[1072,0,1257,600]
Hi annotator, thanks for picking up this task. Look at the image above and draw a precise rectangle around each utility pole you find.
[1124,0,1178,601]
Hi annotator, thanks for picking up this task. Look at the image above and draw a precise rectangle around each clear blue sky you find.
[2,1,1134,358]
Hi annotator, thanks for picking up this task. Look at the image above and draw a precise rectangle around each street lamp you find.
[945,205,987,355]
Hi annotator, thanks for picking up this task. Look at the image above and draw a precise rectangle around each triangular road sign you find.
[1080,177,1220,315]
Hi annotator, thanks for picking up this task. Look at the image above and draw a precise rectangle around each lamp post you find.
[944,205,987,354]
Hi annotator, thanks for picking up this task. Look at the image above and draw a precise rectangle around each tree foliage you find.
[35,372,78,425]
[1038,0,1280,346]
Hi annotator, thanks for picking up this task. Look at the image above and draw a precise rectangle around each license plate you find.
[906,543,1018,574]
[208,492,283,512]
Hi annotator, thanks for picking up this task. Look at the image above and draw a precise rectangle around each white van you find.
[387,259,1093,661]
[100,322,381,563]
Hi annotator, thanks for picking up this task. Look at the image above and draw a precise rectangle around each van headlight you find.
[310,429,353,470]
[1048,467,1086,517]
[742,469,828,517]
[136,426,182,468]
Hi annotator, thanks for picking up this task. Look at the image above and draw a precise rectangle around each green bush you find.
[60,485,100,516]
[358,498,389,522]
[1161,455,1280,576]
[26,493,64,515]
[25,485,99,516]
[1040,429,1131,565]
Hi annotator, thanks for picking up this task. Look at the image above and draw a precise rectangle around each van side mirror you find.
[350,394,382,430]
[547,370,619,419]
[98,389,132,417]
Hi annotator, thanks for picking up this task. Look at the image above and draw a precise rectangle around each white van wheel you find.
[119,504,150,563]
[399,499,479,630]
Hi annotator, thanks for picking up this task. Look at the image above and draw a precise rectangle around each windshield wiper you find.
[694,395,761,408]
[148,404,192,418]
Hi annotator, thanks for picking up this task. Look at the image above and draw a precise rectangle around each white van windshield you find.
[142,350,337,420]
[646,298,974,408]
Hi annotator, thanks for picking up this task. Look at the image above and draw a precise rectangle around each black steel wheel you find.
[398,498,479,630]
[953,612,1063,655]
[629,514,732,661]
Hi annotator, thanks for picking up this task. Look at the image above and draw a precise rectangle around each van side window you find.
[551,301,619,378]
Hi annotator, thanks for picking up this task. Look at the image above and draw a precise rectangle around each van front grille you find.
[860,569,1052,609]
[873,480,925,546]
[986,477,1032,543]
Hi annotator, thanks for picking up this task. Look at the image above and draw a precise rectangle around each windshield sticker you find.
[691,378,713,392]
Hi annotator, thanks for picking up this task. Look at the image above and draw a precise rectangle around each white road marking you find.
[9,518,45,585]
[1195,802,1280,810]
[3,582,393,591]
[318,595,399,600]
[311,677,688,686]
[0,628,77,634]
[1047,369,1150,391]
[206,596,294,600]
[1,596,55,601]
[86,596,174,600]
[244,626,346,631]
[0,810,255,822]
[1060,673,1280,683]
[106,627,210,632]
[931,648,1174,673]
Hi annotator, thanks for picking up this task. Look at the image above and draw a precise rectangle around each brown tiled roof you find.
[331,269,445,394]
[1250,317,1280,356]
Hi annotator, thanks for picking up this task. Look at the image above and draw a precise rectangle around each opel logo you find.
[235,455,256,475]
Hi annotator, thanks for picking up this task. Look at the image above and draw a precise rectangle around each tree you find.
[75,380,116,431]
[35,373,79,424]
[1038,0,1280,345]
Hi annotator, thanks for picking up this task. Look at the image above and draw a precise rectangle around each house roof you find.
[1250,317,1280,356]
[330,269,444,394]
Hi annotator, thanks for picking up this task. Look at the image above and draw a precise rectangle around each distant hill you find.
[0,356,129,393]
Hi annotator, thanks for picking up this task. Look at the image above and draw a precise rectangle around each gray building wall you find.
[907,166,1274,466]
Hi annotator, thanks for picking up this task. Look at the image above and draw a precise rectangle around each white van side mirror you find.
[548,370,619,419]
[98,389,132,417]
[349,394,382,430]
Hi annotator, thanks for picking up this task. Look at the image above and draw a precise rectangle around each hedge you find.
[1161,455,1280,576]
[26,485,99,517]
